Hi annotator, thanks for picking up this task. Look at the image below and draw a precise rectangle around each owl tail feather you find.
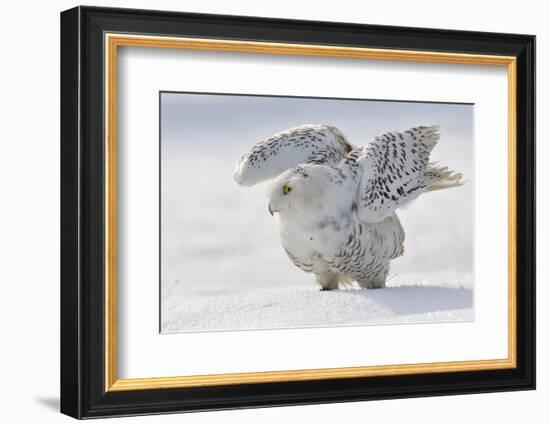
[424,164,464,192]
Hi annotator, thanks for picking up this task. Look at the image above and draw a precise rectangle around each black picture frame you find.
[61,5,535,419]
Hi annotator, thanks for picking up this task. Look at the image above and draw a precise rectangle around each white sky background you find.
[160,92,473,296]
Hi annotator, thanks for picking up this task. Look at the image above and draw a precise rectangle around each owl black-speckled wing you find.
[354,125,462,223]
[234,124,353,186]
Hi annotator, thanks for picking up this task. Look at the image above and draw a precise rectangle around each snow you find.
[161,282,473,333]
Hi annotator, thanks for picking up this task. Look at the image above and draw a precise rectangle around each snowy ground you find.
[161,281,473,333]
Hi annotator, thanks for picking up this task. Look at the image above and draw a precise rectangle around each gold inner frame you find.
[104,33,517,392]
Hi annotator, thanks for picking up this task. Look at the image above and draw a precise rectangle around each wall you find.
[0,1,544,423]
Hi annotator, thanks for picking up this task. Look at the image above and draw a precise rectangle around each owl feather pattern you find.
[234,124,463,290]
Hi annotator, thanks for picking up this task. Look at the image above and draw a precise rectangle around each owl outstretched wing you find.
[353,125,463,223]
[234,124,353,186]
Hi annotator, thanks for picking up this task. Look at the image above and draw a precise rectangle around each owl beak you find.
[268,200,288,215]
[268,203,281,216]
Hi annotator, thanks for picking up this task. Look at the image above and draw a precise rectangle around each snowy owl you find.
[233,124,463,290]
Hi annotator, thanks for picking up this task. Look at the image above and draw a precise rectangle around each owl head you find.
[267,165,328,216]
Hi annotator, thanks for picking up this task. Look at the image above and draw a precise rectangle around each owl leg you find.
[357,269,388,289]
[315,272,340,291]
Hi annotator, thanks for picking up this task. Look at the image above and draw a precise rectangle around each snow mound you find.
[161,284,473,333]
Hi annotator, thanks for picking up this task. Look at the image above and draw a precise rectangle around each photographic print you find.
[61,8,535,417]
[160,92,474,333]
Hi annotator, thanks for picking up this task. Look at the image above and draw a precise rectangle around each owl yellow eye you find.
[283,184,292,195]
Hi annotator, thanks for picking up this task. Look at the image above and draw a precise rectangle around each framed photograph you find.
[60,6,535,419]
